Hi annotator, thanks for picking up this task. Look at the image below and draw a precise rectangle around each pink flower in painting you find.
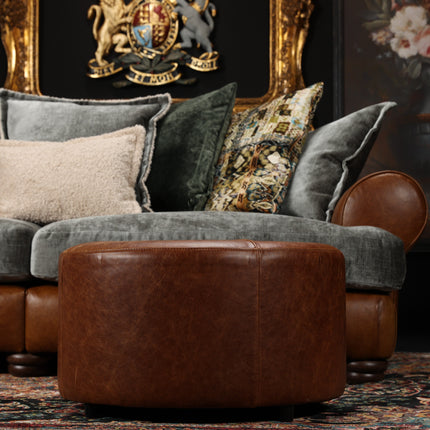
[415,26,430,57]
[390,32,419,58]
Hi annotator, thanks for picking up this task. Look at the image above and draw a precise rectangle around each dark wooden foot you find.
[7,353,57,377]
[347,359,388,384]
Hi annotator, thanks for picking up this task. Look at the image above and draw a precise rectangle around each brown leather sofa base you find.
[25,285,59,353]
[2,284,58,376]
[0,286,26,353]
[345,290,398,383]
[58,240,346,412]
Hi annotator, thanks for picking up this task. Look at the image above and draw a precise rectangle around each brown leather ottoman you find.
[58,240,346,419]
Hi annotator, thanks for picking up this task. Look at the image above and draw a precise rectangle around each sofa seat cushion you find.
[30,212,405,290]
[0,218,40,281]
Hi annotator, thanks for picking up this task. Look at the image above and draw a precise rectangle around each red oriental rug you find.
[0,352,428,429]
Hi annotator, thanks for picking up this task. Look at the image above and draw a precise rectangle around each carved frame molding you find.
[0,0,313,108]
[0,0,40,94]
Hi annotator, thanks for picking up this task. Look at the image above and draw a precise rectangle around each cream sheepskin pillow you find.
[0,126,146,224]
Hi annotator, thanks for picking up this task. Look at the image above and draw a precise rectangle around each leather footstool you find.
[58,240,346,419]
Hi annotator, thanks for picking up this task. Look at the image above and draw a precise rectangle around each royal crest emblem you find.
[87,0,219,86]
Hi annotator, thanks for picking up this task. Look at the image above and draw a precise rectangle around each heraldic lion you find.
[88,0,139,66]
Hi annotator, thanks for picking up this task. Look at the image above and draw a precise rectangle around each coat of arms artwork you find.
[87,0,219,86]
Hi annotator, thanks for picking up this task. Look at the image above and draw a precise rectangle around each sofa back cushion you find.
[0,89,171,210]
[280,102,397,221]
[147,83,237,211]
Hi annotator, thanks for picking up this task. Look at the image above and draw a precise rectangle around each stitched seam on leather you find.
[58,257,64,381]
[376,298,382,354]
[256,243,262,406]
[67,247,261,254]
[67,249,343,261]
[66,243,340,254]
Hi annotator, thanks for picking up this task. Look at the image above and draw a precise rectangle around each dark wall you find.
[303,0,335,127]
[397,253,430,351]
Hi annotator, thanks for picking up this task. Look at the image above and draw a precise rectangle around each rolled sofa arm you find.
[331,170,428,252]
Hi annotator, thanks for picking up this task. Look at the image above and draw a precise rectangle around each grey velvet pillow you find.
[147,82,237,211]
[0,89,171,210]
[280,102,397,221]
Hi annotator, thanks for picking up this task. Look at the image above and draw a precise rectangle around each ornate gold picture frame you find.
[0,0,313,110]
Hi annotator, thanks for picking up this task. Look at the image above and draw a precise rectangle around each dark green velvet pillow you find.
[147,83,237,211]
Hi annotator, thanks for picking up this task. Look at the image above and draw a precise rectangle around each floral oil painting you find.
[343,0,430,247]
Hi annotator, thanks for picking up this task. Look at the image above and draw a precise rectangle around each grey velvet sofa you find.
[0,84,427,384]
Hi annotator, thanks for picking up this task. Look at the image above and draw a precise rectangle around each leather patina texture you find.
[58,240,346,409]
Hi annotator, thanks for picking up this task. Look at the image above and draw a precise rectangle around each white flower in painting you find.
[390,6,427,35]
[415,26,430,57]
[364,1,430,82]
[390,31,419,58]
[371,27,394,46]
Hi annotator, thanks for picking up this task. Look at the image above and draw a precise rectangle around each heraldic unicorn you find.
[87,0,219,86]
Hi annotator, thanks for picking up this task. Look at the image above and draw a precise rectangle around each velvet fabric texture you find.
[30,211,405,290]
[0,89,171,210]
[0,218,40,281]
[281,102,397,221]
[147,83,237,211]
[0,127,146,223]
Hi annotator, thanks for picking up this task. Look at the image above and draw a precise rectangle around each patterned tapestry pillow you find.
[205,82,323,213]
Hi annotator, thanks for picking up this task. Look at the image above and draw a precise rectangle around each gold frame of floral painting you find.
[0,0,313,109]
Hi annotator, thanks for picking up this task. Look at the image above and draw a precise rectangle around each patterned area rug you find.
[0,352,428,429]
